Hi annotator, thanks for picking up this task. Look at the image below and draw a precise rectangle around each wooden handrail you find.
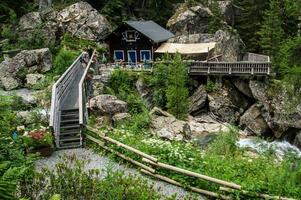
[79,50,96,125]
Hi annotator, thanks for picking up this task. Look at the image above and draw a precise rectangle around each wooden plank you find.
[142,158,241,190]
[86,135,156,173]
[141,169,232,200]
[86,126,158,163]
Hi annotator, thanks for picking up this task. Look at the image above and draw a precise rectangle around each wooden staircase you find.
[59,109,82,149]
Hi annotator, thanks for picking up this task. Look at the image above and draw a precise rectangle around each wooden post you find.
[86,135,156,173]
[86,126,158,162]
[142,169,232,200]
[142,158,241,190]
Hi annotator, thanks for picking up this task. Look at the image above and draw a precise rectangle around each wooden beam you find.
[86,134,156,173]
[86,126,158,163]
[142,158,241,190]
[141,169,232,200]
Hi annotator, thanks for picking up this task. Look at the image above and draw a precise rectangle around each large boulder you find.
[19,12,42,30]
[249,80,301,138]
[0,89,37,106]
[112,113,131,124]
[150,107,191,141]
[58,1,111,41]
[231,78,253,98]
[189,85,207,115]
[0,48,52,90]
[89,95,128,115]
[240,104,270,136]
[167,4,213,36]
[168,33,215,43]
[208,80,250,123]
[213,29,244,62]
[26,74,46,87]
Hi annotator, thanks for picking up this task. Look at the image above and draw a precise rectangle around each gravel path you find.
[36,148,205,200]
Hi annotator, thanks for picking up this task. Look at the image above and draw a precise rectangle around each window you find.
[140,50,152,61]
[127,50,137,64]
[114,50,124,61]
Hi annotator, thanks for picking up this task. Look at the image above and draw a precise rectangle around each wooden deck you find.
[188,61,272,76]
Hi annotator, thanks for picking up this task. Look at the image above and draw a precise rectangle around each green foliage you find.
[208,0,223,33]
[233,0,269,53]
[61,33,97,52]
[52,48,79,76]
[205,78,218,92]
[21,154,166,200]
[88,126,301,199]
[166,54,189,119]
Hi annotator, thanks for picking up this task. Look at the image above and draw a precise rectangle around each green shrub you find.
[21,154,167,200]
[52,48,79,76]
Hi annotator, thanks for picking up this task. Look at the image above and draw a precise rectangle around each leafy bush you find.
[52,48,79,76]
[21,154,167,200]
[23,129,54,150]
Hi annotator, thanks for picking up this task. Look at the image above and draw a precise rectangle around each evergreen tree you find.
[233,0,269,53]
[166,53,189,120]
[258,0,284,57]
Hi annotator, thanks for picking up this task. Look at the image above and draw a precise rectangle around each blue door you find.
[127,50,137,65]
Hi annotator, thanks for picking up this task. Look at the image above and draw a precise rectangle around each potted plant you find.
[23,128,54,157]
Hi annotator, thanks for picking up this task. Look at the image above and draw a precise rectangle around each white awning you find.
[155,42,216,54]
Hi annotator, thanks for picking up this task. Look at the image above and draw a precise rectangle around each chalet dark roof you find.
[125,20,174,43]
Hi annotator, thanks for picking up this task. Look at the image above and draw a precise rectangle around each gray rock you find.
[19,12,42,30]
[0,88,37,105]
[16,110,47,125]
[249,80,301,138]
[150,107,191,141]
[240,104,269,136]
[231,78,253,98]
[294,132,301,149]
[112,113,131,123]
[189,85,207,115]
[92,81,105,97]
[58,1,111,41]
[89,95,128,115]
[26,74,46,87]
[0,77,20,90]
[136,78,153,108]
[168,33,215,43]
[94,116,112,128]
[0,48,52,90]
[167,4,213,36]
[208,80,250,123]
[213,29,244,62]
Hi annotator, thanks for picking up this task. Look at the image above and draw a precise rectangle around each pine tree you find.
[258,0,285,57]
[166,53,189,120]
[233,0,269,53]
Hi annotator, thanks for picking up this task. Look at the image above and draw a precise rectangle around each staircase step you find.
[61,119,79,123]
[60,130,80,135]
[60,136,81,142]
[58,142,82,149]
[61,109,79,115]
[60,124,80,130]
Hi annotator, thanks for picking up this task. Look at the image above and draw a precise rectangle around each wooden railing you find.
[79,50,96,127]
[49,53,84,147]
[188,61,271,76]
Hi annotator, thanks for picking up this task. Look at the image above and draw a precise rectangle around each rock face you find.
[293,132,301,149]
[249,80,301,138]
[0,48,52,90]
[167,4,213,35]
[214,29,244,62]
[240,104,269,136]
[231,78,253,98]
[150,107,191,141]
[136,78,153,108]
[112,113,131,124]
[26,74,45,87]
[168,33,215,43]
[189,85,207,115]
[208,81,250,123]
[58,1,111,40]
[0,89,37,106]
[89,95,128,115]
[19,12,42,30]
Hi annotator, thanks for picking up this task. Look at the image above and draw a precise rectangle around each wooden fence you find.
[188,62,271,76]
[85,126,295,200]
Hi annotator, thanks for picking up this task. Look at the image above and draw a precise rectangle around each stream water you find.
[237,138,301,160]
